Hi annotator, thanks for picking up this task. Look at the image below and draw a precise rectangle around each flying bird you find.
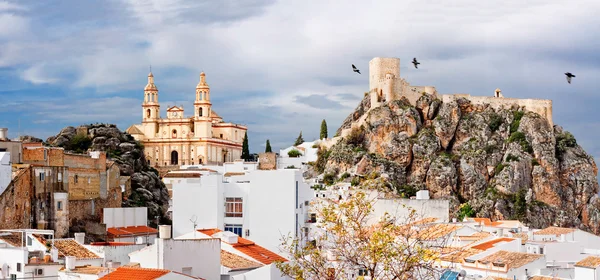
[412,58,420,69]
[565,72,575,84]
[352,64,361,74]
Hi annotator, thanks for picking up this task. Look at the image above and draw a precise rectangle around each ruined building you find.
[0,146,124,238]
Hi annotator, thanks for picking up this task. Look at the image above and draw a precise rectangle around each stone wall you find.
[68,186,122,240]
[64,153,108,200]
[258,153,276,170]
[0,167,32,230]
[441,94,553,127]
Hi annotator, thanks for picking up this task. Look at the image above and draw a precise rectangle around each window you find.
[295,181,299,209]
[57,201,63,211]
[225,198,243,217]
[88,177,91,184]
[27,236,32,246]
[225,224,243,237]
[220,134,223,139]
[34,268,43,276]
[199,108,203,117]
[58,173,62,182]
[17,263,21,272]
[39,172,45,181]
[74,175,78,183]
[146,109,151,118]
[540,247,544,254]
[172,129,178,138]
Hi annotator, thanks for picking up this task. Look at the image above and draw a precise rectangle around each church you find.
[126,71,247,166]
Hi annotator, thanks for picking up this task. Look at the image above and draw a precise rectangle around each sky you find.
[0,1,599,160]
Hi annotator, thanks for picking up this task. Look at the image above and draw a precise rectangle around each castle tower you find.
[194,72,212,138]
[142,72,160,137]
[369,57,400,108]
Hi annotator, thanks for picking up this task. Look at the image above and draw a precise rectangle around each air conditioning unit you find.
[34,268,43,276]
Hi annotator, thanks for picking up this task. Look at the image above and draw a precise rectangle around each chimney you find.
[51,248,58,263]
[74,232,85,244]
[65,256,76,271]
[159,225,172,239]
[0,128,7,141]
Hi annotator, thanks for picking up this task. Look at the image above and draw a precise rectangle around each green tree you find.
[294,131,304,146]
[241,131,250,160]
[265,139,272,153]
[320,119,328,139]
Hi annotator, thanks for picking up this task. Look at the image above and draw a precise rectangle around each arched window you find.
[171,151,178,165]
[146,109,151,118]
[172,129,177,138]
[199,108,203,117]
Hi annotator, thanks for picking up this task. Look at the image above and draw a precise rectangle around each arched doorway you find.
[171,151,178,165]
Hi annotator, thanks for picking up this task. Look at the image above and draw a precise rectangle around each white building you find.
[277,141,320,168]
[170,165,314,256]
[0,152,11,195]
[176,228,290,280]
[104,207,158,244]
[85,242,147,267]
[129,225,221,280]
[460,250,546,279]
[527,227,600,267]
[98,266,201,279]
[0,229,63,280]
[575,256,600,280]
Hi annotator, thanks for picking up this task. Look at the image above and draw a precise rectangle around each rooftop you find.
[417,224,462,241]
[476,250,543,269]
[471,238,515,251]
[439,248,483,263]
[575,256,600,268]
[534,226,576,235]
[53,239,101,260]
[198,229,287,265]
[221,250,263,270]
[108,226,158,238]
[89,242,137,246]
[60,265,109,275]
[0,232,23,247]
[98,267,170,280]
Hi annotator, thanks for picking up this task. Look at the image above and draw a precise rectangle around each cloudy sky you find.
[1,1,599,158]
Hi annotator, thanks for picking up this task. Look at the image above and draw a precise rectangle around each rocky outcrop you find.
[319,95,600,233]
[46,124,171,226]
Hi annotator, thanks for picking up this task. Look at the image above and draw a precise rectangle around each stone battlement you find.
[367,57,553,126]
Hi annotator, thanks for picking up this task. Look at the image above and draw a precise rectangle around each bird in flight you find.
[565,72,575,84]
[352,64,361,74]
[412,58,420,69]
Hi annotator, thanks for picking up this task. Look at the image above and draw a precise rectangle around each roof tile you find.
[476,250,543,269]
[533,226,576,236]
[221,250,263,270]
[471,238,515,250]
[575,256,600,268]
[108,226,158,238]
[52,239,101,259]
[98,267,170,280]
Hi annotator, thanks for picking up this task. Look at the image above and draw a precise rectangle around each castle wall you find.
[369,57,400,91]
[441,94,553,127]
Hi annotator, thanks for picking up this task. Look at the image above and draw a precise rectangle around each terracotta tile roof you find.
[53,239,101,259]
[534,227,576,235]
[471,238,515,250]
[0,232,23,247]
[59,265,108,275]
[471,218,493,226]
[529,276,564,280]
[89,242,136,246]
[198,229,287,265]
[513,232,528,245]
[412,217,438,225]
[483,277,511,280]
[491,220,522,228]
[576,256,600,268]
[417,224,462,241]
[98,267,170,280]
[163,172,201,178]
[108,226,158,238]
[224,172,246,177]
[221,250,263,270]
[439,248,483,262]
[477,250,543,269]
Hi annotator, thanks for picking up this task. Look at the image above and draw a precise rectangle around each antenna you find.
[190,215,198,237]
[150,64,152,73]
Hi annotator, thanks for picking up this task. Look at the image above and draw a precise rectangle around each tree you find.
[288,149,302,158]
[241,131,250,160]
[294,131,304,146]
[320,119,328,140]
[265,139,272,153]
[276,189,454,280]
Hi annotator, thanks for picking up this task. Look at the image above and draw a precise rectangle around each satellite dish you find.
[458,270,466,277]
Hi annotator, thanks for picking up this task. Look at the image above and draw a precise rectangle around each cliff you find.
[321,94,600,233]
[46,124,171,226]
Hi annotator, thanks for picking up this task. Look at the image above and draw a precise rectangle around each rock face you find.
[320,94,600,233]
[46,124,171,226]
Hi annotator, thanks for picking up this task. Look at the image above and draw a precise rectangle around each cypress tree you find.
[294,131,304,146]
[320,119,328,140]
[265,139,272,153]
[242,131,250,160]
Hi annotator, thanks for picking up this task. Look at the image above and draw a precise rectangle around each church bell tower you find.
[142,72,160,137]
[194,72,212,138]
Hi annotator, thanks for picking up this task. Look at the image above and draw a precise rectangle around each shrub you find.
[367,172,380,180]
[556,131,577,158]
[484,144,496,154]
[495,163,506,174]
[531,158,540,166]
[351,176,361,186]
[68,134,92,154]
[340,172,350,180]
[398,184,418,198]
[505,154,520,162]
[512,189,527,220]
[488,113,503,132]
[288,149,302,158]
[510,111,524,134]
[508,132,533,154]
[315,148,330,174]
[457,203,476,221]
[346,126,366,147]
[323,173,336,186]
[286,165,297,169]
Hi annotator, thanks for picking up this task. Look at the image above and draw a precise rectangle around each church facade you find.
[126,72,247,166]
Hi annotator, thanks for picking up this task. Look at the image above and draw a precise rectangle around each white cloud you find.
[21,64,59,85]
[0,1,26,12]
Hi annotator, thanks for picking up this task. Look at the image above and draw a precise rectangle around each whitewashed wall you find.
[0,152,11,195]
[172,175,223,238]
[103,207,147,228]
[85,244,147,266]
